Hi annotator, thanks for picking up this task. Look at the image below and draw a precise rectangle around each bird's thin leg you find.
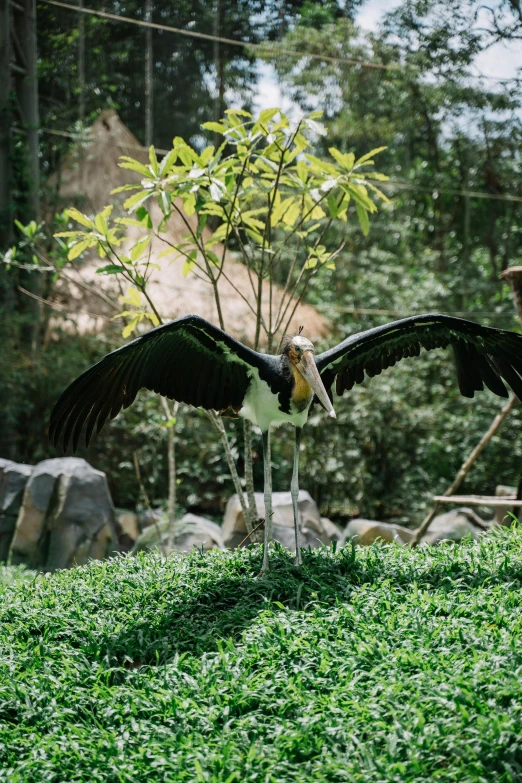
[260,427,272,574]
[292,427,302,566]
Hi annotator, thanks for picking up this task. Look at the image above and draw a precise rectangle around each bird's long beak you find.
[296,351,336,418]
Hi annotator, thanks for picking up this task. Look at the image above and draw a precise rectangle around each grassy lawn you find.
[2,531,522,782]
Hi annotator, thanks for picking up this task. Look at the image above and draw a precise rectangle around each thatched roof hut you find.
[48,110,329,346]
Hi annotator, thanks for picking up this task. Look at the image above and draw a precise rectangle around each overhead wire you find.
[29,1,522,206]
[12,124,522,205]
[40,0,522,84]
[39,0,400,71]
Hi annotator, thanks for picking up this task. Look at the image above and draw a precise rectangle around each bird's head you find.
[284,334,336,419]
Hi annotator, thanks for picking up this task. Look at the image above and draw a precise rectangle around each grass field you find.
[2,530,522,782]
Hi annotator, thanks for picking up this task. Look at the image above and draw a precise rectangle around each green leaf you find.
[129,235,151,261]
[329,147,355,171]
[201,121,227,134]
[207,223,228,244]
[271,196,294,226]
[94,206,112,236]
[65,208,93,228]
[356,203,370,236]
[182,250,197,277]
[366,181,391,205]
[122,317,139,339]
[148,145,159,175]
[327,192,339,219]
[96,264,123,275]
[345,183,376,212]
[110,184,141,194]
[183,193,196,216]
[206,250,221,266]
[119,157,152,178]
[159,190,171,215]
[354,146,387,167]
[159,148,178,177]
[67,239,94,260]
[136,207,153,228]
[296,160,308,184]
[365,172,390,181]
[306,118,327,136]
[259,108,278,124]
[157,247,177,260]
[178,146,195,167]
[225,108,252,117]
[200,145,215,166]
[144,311,160,326]
[124,190,153,210]
[115,218,145,228]
[120,286,142,307]
[282,200,301,227]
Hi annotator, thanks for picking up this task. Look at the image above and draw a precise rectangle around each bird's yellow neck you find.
[289,364,313,411]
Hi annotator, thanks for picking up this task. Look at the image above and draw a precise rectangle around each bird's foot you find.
[293,555,303,567]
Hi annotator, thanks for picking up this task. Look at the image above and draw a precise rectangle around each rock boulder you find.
[222,491,341,550]
[0,459,33,563]
[421,508,488,545]
[133,512,225,553]
[342,519,413,546]
[10,458,117,570]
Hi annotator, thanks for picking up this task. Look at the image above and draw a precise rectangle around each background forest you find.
[2,0,522,526]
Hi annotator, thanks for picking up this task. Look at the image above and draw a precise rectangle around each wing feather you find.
[315,314,522,402]
[50,315,272,450]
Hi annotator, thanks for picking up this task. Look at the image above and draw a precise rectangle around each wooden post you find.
[410,395,518,546]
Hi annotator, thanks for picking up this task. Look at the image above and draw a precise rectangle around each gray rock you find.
[493,485,517,527]
[222,491,342,550]
[133,512,225,553]
[342,519,414,546]
[116,510,140,541]
[10,458,117,570]
[421,508,487,545]
[0,459,33,563]
[138,508,164,530]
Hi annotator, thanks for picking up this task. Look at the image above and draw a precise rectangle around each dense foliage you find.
[2,0,522,525]
[2,530,522,781]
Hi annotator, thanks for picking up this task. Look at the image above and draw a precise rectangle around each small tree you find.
[9,108,388,542]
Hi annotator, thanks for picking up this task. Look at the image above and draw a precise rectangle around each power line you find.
[13,124,522,205]
[40,0,522,85]
[381,179,522,205]
[13,124,170,154]
[39,0,400,72]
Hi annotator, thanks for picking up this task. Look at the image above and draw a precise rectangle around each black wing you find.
[315,314,522,401]
[50,314,271,451]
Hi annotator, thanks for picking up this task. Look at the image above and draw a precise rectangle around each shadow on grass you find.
[102,539,522,666]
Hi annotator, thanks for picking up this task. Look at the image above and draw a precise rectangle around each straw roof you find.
[48,110,329,347]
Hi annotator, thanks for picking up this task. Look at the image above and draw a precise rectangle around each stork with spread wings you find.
[50,313,522,572]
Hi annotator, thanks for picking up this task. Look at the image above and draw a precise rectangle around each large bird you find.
[50,313,522,571]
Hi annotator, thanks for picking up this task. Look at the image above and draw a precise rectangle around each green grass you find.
[2,532,522,782]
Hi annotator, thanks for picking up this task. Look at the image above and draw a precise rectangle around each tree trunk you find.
[144,0,153,147]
